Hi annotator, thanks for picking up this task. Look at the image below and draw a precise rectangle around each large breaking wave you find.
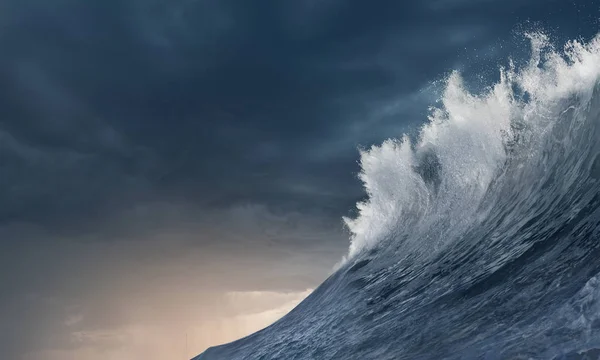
[195,33,600,360]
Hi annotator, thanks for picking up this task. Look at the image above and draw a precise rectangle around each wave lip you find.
[196,32,600,360]
[345,32,600,260]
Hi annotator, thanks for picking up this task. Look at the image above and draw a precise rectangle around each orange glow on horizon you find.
[21,289,313,360]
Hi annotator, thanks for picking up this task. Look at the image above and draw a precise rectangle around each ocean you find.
[196,32,600,360]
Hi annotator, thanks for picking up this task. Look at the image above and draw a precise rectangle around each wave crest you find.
[345,32,600,259]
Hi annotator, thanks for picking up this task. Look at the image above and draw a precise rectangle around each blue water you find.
[195,33,600,360]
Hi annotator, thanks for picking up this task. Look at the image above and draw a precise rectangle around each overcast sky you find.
[1,1,598,359]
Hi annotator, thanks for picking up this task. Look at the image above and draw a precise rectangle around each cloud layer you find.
[3,0,594,226]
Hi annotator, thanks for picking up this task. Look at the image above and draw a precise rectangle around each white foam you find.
[345,33,600,258]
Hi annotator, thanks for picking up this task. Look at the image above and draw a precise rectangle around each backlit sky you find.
[1,1,598,359]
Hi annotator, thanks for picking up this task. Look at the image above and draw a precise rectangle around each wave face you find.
[195,33,600,360]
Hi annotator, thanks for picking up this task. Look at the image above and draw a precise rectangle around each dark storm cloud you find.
[1,0,597,226]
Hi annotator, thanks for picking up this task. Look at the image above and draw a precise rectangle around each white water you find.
[344,32,600,258]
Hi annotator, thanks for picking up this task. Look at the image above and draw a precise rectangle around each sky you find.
[1,1,598,359]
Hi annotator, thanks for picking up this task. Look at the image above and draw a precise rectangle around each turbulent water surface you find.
[195,33,600,360]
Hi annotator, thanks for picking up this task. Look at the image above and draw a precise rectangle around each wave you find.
[345,32,600,259]
[195,32,600,360]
